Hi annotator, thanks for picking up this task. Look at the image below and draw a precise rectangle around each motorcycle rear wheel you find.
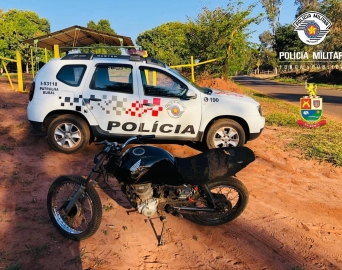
[47,175,102,240]
[187,177,248,226]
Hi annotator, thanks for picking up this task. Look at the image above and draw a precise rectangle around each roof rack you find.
[61,53,166,67]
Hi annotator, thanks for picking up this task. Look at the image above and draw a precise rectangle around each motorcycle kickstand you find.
[158,216,167,246]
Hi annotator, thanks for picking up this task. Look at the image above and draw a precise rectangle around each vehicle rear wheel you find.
[47,114,90,154]
[205,119,245,149]
[186,177,249,226]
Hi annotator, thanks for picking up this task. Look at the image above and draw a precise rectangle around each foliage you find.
[0,9,50,71]
[295,0,321,15]
[320,0,342,52]
[273,24,305,54]
[185,1,263,77]
[260,0,283,35]
[136,22,191,65]
[86,19,121,55]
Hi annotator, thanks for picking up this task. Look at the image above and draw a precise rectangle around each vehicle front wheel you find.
[205,119,245,149]
[47,114,90,154]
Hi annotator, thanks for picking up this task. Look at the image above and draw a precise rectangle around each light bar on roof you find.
[127,49,147,57]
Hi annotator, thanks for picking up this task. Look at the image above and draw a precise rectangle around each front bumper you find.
[249,127,264,141]
[29,121,45,132]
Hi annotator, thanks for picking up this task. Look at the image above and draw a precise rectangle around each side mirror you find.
[181,89,197,100]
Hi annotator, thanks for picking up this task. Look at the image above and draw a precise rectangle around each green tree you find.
[136,22,191,65]
[320,0,342,51]
[260,0,283,35]
[0,9,50,72]
[295,0,321,15]
[86,19,121,54]
[186,2,263,77]
[274,24,305,53]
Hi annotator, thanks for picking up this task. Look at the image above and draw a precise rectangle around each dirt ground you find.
[1,78,342,270]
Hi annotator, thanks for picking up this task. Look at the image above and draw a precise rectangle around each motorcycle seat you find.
[175,147,255,185]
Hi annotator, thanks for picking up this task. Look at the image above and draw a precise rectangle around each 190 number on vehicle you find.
[204,97,219,102]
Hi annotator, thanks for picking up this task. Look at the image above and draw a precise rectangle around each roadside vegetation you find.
[241,86,342,166]
[268,69,342,89]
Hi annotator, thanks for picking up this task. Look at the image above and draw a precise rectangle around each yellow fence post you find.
[191,56,195,82]
[1,60,14,90]
[30,48,35,78]
[170,57,218,82]
[16,50,24,92]
[144,70,150,85]
[152,71,157,86]
[54,45,60,58]
[45,48,48,63]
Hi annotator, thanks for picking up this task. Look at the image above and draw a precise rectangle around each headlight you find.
[257,105,262,116]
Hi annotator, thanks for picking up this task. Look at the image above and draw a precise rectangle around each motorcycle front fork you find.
[64,170,103,214]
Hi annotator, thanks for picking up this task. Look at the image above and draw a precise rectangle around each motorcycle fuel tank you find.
[114,146,180,184]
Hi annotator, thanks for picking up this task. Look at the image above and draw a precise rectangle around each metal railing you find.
[0,51,24,92]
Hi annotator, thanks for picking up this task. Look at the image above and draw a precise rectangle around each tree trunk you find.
[26,63,29,74]
[222,57,229,80]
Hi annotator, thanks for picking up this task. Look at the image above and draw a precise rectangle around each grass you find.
[5,262,23,270]
[269,74,342,90]
[0,144,14,153]
[25,243,50,262]
[103,203,114,212]
[241,86,342,166]
[65,247,89,265]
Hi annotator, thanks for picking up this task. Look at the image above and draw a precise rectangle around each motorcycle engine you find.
[132,183,159,217]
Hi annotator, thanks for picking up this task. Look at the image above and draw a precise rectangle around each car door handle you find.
[143,103,155,107]
[89,97,102,101]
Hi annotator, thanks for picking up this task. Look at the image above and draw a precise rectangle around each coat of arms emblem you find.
[297,83,326,128]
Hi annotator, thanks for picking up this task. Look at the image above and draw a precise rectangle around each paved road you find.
[233,76,342,122]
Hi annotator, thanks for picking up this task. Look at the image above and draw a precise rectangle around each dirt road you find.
[0,79,342,269]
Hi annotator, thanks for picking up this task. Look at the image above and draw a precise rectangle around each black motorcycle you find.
[47,135,255,245]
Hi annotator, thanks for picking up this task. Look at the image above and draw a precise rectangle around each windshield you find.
[168,68,207,93]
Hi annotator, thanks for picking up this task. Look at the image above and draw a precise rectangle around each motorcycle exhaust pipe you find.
[173,206,216,212]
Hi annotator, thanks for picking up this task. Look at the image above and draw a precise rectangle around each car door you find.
[82,62,142,135]
[137,65,201,138]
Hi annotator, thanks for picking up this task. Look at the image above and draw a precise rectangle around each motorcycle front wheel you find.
[47,175,102,240]
[187,177,249,226]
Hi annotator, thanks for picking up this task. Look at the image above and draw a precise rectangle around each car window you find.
[56,65,87,86]
[139,67,188,97]
[90,64,133,94]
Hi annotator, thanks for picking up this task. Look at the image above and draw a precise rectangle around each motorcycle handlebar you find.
[121,134,155,149]
[95,140,110,146]
[139,134,155,139]
[95,135,155,151]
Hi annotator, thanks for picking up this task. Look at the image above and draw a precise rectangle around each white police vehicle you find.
[27,52,265,154]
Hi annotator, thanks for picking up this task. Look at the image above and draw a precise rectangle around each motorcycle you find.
[47,135,255,245]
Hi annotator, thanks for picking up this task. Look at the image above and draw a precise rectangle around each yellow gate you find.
[0,51,24,92]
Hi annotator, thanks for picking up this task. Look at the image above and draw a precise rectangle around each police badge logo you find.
[297,83,326,128]
[292,11,332,45]
[165,100,186,118]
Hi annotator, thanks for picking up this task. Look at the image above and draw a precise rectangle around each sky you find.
[0,0,298,44]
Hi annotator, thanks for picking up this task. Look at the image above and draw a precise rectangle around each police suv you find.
[27,52,265,154]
